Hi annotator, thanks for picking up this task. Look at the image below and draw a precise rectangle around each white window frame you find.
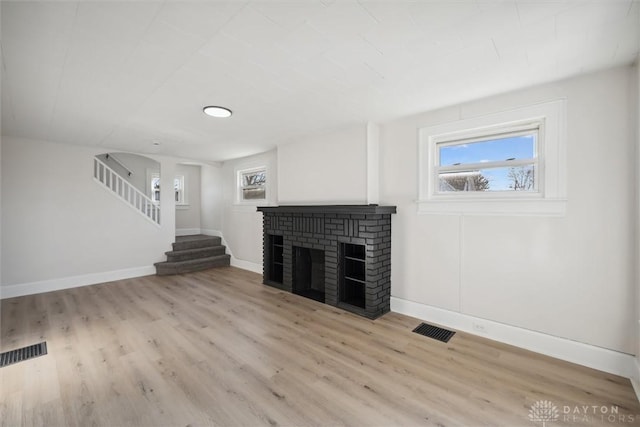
[148,173,188,207]
[174,175,187,207]
[434,122,541,195]
[418,99,567,216]
[237,166,267,204]
[149,172,161,204]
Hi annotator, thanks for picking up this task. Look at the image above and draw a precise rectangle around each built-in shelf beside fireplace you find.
[257,205,396,319]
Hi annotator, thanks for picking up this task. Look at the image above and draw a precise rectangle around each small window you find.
[436,128,538,193]
[239,167,266,201]
[174,175,185,204]
[149,174,186,205]
[151,175,161,203]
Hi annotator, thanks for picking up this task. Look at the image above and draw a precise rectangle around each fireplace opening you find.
[293,246,325,303]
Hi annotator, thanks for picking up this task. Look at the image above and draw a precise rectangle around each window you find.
[418,99,566,215]
[238,167,266,202]
[436,124,538,194]
[151,174,161,203]
[174,175,185,204]
[149,174,187,205]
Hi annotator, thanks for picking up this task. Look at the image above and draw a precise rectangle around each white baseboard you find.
[200,228,221,237]
[391,296,636,379]
[229,258,263,274]
[0,266,156,299]
[201,229,263,274]
[176,228,201,236]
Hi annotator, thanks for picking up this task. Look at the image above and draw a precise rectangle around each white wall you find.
[0,135,3,286]
[1,137,177,297]
[221,150,277,272]
[636,59,640,385]
[278,125,368,204]
[200,163,223,235]
[380,66,636,355]
[175,164,201,233]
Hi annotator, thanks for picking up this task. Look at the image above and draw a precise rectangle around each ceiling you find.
[1,1,639,163]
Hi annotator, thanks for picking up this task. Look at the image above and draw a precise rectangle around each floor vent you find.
[412,323,455,343]
[0,342,47,367]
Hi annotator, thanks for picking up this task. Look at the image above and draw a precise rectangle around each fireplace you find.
[258,205,396,319]
[293,247,325,303]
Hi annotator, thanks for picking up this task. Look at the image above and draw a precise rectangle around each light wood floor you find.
[1,267,639,427]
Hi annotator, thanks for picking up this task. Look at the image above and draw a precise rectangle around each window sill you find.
[233,201,274,213]
[234,200,268,207]
[176,204,190,210]
[416,198,567,216]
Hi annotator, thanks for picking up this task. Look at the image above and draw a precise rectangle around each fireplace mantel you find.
[257,205,397,215]
[257,204,396,319]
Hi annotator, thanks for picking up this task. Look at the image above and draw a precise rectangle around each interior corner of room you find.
[1,1,639,424]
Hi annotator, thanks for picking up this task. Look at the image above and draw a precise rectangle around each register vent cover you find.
[412,323,455,343]
[0,342,48,367]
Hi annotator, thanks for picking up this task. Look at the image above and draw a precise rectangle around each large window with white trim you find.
[418,99,566,215]
[435,122,539,194]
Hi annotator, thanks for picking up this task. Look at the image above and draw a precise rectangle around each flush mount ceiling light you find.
[203,105,232,118]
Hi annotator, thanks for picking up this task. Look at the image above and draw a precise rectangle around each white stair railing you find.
[93,157,160,226]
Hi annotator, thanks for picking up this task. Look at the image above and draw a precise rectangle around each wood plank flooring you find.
[1,267,639,426]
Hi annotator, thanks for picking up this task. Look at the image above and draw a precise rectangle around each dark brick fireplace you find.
[257,205,396,319]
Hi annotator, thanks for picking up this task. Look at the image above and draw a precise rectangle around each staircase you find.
[155,235,231,275]
[93,156,160,225]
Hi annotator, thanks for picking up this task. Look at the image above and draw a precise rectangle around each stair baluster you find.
[93,157,161,226]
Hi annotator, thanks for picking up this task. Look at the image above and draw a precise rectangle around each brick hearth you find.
[257,205,396,319]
